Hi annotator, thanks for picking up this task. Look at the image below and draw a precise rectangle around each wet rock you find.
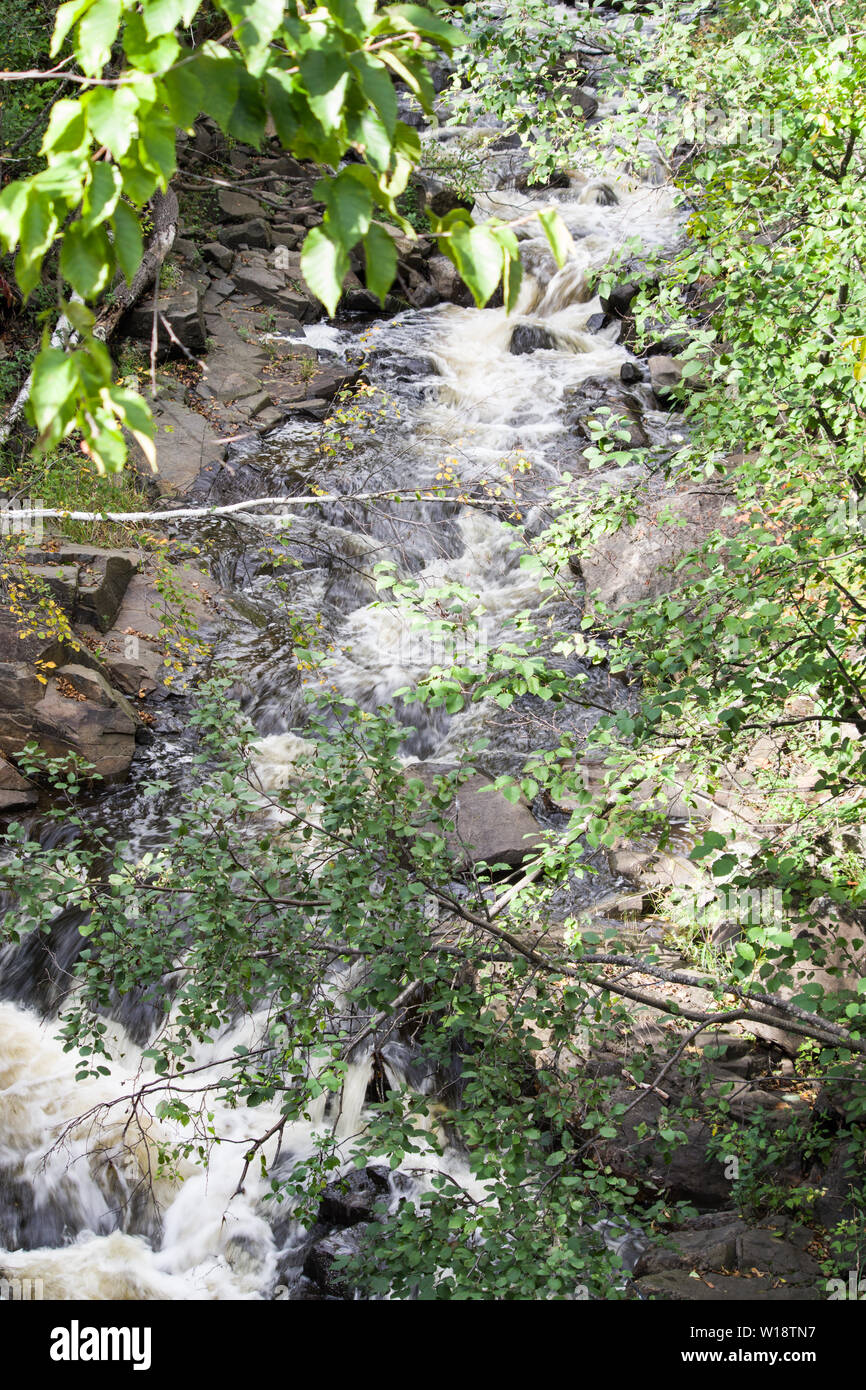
[306,363,361,402]
[563,379,649,450]
[510,324,557,355]
[619,361,643,383]
[599,1084,734,1205]
[572,474,735,614]
[0,662,138,782]
[600,280,640,317]
[318,1166,391,1226]
[565,86,598,120]
[303,1226,369,1298]
[74,552,137,633]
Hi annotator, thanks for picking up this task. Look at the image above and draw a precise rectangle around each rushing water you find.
[0,37,687,1299]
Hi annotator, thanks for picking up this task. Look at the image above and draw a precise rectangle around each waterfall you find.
[0,19,683,1301]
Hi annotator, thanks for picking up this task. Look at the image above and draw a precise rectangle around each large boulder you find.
[571,474,735,615]
[407,763,544,869]
[0,661,138,782]
[122,269,206,358]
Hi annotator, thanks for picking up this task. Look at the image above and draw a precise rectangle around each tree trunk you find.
[0,188,179,447]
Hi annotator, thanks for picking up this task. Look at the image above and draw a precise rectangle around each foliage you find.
[0,0,572,473]
[1,0,866,1299]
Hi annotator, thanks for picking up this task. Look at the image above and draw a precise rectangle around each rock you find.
[649,353,707,400]
[510,325,557,355]
[306,363,361,402]
[619,361,643,383]
[564,379,649,450]
[201,242,234,273]
[98,565,221,697]
[16,561,79,614]
[318,1167,391,1227]
[564,86,598,120]
[600,280,640,317]
[199,370,262,403]
[0,757,38,812]
[632,1270,820,1300]
[134,399,224,496]
[407,764,544,869]
[246,390,274,418]
[173,237,201,264]
[74,552,137,632]
[426,254,473,306]
[599,1084,734,1205]
[232,265,320,320]
[303,1226,369,1299]
[217,189,266,220]
[0,663,138,782]
[572,474,736,615]
[633,1218,746,1276]
[272,224,306,250]
[428,189,474,218]
[122,270,206,358]
[221,219,273,251]
[271,155,308,179]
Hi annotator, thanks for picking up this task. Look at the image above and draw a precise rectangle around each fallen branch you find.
[0,491,522,524]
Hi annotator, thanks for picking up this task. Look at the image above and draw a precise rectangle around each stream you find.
[0,12,688,1300]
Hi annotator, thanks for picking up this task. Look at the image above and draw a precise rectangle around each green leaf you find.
[60,220,112,298]
[300,49,351,133]
[301,224,350,317]
[537,207,574,268]
[349,109,392,172]
[219,0,284,75]
[351,52,398,137]
[228,69,268,146]
[40,99,88,156]
[363,222,398,304]
[15,192,59,299]
[122,9,180,71]
[82,162,121,229]
[316,173,373,248]
[162,62,205,130]
[449,224,504,306]
[29,348,79,444]
[0,181,29,253]
[121,144,160,205]
[139,109,177,185]
[77,0,121,76]
[385,4,465,52]
[141,0,198,38]
[51,0,97,57]
[85,87,139,159]
[111,200,143,282]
